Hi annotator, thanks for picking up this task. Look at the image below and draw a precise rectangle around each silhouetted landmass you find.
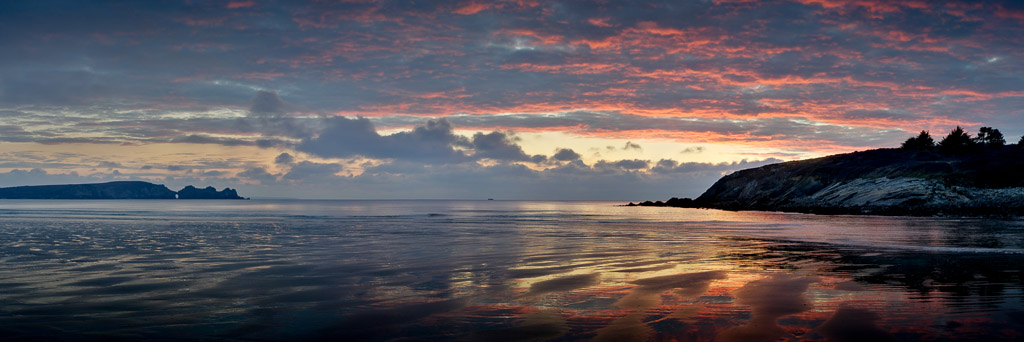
[0,181,247,199]
[177,185,245,199]
[630,143,1024,217]
[0,181,176,199]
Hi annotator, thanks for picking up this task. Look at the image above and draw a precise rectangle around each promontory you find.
[0,181,246,200]
[632,127,1024,217]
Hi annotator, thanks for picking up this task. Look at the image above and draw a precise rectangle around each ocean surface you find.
[2,200,1024,341]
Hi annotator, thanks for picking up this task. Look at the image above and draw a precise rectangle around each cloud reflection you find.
[595,270,727,342]
[715,274,819,342]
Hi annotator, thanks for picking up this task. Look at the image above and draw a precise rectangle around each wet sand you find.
[1,200,1024,340]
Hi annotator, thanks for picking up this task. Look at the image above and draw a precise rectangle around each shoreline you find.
[625,200,1024,218]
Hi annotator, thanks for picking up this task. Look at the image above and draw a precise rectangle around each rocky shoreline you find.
[630,145,1024,217]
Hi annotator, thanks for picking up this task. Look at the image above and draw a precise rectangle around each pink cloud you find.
[226,1,256,9]
[454,1,494,15]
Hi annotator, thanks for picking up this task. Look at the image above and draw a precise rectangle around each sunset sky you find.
[1,0,1022,199]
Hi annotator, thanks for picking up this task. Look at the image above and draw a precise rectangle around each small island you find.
[631,126,1024,217]
[0,181,246,200]
[177,185,245,199]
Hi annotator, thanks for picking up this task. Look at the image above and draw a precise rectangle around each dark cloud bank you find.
[236,115,781,199]
[0,113,781,199]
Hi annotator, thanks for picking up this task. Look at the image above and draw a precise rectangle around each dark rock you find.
[0,181,176,199]
[665,197,695,207]
[176,185,245,199]
[631,146,1024,217]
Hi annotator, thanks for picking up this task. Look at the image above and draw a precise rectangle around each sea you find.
[2,199,1024,341]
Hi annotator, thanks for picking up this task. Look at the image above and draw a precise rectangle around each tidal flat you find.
[1,200,1023,341]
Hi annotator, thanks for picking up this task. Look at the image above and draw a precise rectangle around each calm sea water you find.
[2,200,1024,341]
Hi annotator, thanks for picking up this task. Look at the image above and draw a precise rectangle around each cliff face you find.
[0,181,177,199]
[694,147,1024,216]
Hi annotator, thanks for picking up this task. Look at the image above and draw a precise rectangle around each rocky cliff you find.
[0,181,177,199]
[652,147,1024,216]
[176,185,245,199]
[0,181,247,200]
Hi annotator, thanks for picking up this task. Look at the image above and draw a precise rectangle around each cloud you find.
[200,170,228,177]
[242,91,307,138]
[283,161,343,181]
[226,1,255,9]
[97,161,124,169]
[274,152,295,165]
[650,158,783,174]
[680,146,705,154]
[471,131,532,161]
[250,90,289,116]
[170,134,258,146]
[403,111,911,149]
[297,117,471,164]
[0,168,119,188]
[3,0,1023,200]
[1,1,1021,152]
[237,167,278,184]
[166,165,190,172]
[315,156,773,200]
[596,159,649,170]
[552,148,581,161]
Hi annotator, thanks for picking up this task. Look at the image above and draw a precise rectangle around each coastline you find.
[629,143,1024,218]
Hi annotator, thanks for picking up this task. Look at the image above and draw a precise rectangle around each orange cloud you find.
[500,63,624,74]
[588,17,614,27]
[454,1,493,15]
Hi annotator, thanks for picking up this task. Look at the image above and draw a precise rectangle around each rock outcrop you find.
[784,177,1024,216]
[640,146,1024,216]
[176,185,245,199]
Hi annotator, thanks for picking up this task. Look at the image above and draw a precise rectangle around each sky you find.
[0,0,1022,200]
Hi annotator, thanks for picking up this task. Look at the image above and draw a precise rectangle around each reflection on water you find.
[594,271,726,341]
[816,305,895,342]
[2,199,1024,340]
[717,273,819,342]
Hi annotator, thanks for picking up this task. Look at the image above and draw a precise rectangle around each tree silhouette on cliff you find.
[974,127,1005,149]
[938,126,975,155]
[901,131,935,150]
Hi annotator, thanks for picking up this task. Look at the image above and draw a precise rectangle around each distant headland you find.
[630,126,1024,217]
[0,181,247,200]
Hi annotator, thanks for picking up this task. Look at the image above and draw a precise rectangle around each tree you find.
[901,130,935,150]
[1019,135,1024,148]
[974,126,1005,149]
[938,126,975,155]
